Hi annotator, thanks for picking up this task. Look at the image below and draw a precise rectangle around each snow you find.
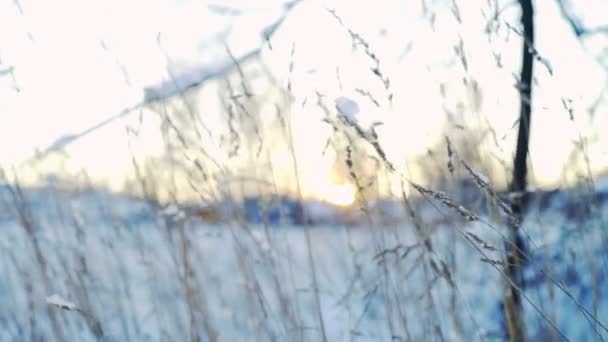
[1,1,608,339]
[0,184,606,340]
[335,96,360,122]
[160,204,181,217]
[46,294,77,311]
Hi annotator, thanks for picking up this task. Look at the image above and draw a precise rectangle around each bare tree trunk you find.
[505,0,534,341]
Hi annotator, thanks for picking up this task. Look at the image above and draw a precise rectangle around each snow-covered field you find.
[0,184,607,341]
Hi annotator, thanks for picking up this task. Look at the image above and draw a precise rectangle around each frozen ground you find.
[0,184,607,341]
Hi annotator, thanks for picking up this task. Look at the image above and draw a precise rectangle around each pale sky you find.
[0,0,607,201]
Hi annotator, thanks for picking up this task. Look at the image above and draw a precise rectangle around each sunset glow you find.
[321,183,357,207]
[0,0,606,202]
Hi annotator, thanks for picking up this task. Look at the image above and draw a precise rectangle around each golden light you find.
[322,183,357,207]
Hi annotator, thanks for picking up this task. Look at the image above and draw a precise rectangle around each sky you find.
[0,0,607,202]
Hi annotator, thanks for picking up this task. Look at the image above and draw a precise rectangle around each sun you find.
[323,183,357,207]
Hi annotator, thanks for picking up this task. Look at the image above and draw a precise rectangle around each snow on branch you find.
[32,0,303,160]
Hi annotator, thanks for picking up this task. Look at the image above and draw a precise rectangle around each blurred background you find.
[1,0,606,205]
[1,1,608,341]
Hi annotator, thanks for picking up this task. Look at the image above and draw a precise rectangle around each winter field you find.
[1,181,607,341]
[2,1,608,341]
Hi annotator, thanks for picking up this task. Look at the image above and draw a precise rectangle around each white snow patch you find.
[46,294,77,311]
[335,96,360,122]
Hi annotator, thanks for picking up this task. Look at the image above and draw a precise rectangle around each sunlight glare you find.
[322,183,356,207]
